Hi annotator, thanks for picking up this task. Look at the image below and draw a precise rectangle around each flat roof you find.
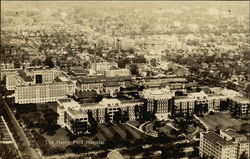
[230,96,249,104]
[17,70,33,82]
[203,132,234,146]
[103,82,120,87]
[222,130,246,139]
[77,76,132,84]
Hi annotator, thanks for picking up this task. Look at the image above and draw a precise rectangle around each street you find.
[0,94,42,159]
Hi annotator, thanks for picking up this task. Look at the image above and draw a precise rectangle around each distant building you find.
[76,76,131,94]
[90,62,118,74]
[200,130,249,159]
[104,68,130,77]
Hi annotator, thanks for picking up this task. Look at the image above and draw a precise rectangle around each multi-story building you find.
[200,130,249,159]
[103,82,121,97]
[76,76,131,93]
[207,95,227,112]
[229,96,249,119]
[6,68,75,104]
[57,99,89,135]
[200,131,238,159]
[90,62,118,74]
[6,68,61,90]
[140,86,175,120]
[57,98,143,135]
[173,96,195,117]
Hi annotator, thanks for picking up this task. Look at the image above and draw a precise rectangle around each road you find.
[0,94,42,159]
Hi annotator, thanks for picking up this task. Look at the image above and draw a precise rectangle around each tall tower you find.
[94,43,97,76]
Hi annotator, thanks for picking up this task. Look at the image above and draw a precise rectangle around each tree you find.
[150,58,157,67]
[43,56,54,68]
[133,55,146,63]
[14,61,21,68]
[87,110,97,134]
[118,58,130,68]
[130,64,139,76]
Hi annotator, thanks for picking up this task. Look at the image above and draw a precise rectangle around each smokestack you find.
[94,43,97,76]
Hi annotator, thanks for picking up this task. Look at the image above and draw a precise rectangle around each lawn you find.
[158,125,175,136]
[38,123,148,153]
[198,112,248,131]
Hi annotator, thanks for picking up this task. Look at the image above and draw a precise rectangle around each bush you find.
[209,111,214,115]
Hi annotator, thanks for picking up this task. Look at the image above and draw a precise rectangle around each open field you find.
[198,112,248,131]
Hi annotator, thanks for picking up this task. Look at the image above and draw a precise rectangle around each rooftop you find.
[203,131,234,146]
[77,76,132,84]
[103,82,120,87]
[222,129,246,139]
[17,70,33,82]
[230,96,249,104]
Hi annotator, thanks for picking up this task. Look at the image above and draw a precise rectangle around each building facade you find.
[57,98,143,135]
[229,96,249,119]
[200,130,249,159]
[140,86,175,120]
[6,68,75,104]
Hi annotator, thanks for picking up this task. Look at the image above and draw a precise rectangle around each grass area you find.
[37,123,148,153]
[158,125,175,136]
[186,125,196,134]
[127,120,141,128]
[198,112,248,131]
[42,128,70,149]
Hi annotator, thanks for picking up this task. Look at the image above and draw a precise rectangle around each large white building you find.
[5,68,75,104]
[57,98,143,135]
